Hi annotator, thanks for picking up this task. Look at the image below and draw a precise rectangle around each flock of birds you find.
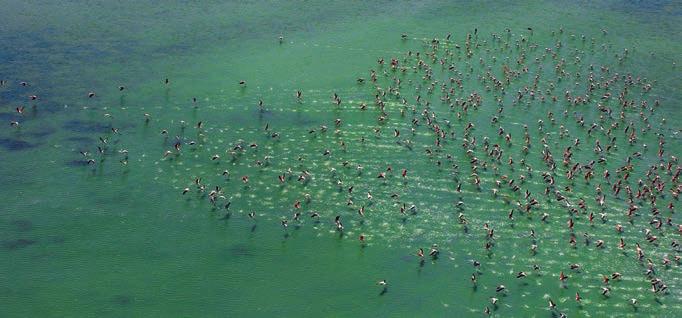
[3,27,680,316]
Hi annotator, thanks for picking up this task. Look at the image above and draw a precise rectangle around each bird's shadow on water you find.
[379,287,388,296]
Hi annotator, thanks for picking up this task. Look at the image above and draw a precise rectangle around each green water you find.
[1,1,681,317]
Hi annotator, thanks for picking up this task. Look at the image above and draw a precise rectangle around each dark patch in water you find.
[11,220,33,232]
[160,42,192,54]
[0,138,34,151]
[65,136,96,144]
[284,110,320,127]
[0,113,21,122]
[228,244,254,257]
[63,120,109,133]
[32,101,64,115]
[28,127,56,138]
[66,160,91,167]
[0,85,27,102]
[2,239,36,250]
[112,295,133,306]
[48,236,65,244]
[0,285,12,297]
[399,255,413,262]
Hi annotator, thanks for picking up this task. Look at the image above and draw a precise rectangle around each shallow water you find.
[1,1,681,317]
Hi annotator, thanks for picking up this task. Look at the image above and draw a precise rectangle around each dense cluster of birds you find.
[4,27,679,316]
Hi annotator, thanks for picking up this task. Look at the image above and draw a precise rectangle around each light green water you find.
[1,1,681,317]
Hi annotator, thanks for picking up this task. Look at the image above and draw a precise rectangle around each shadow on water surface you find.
[0,138,35,151]
[0,113,21,122]
[63,120,112,133]
[228,243,255,258]
[65,136,96,144]
[1,239,37,250]
[112,294,134,306]
[65,160,92,167]
[10,220,33,232]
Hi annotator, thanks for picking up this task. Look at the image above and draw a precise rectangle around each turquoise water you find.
[1,1,681,317]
